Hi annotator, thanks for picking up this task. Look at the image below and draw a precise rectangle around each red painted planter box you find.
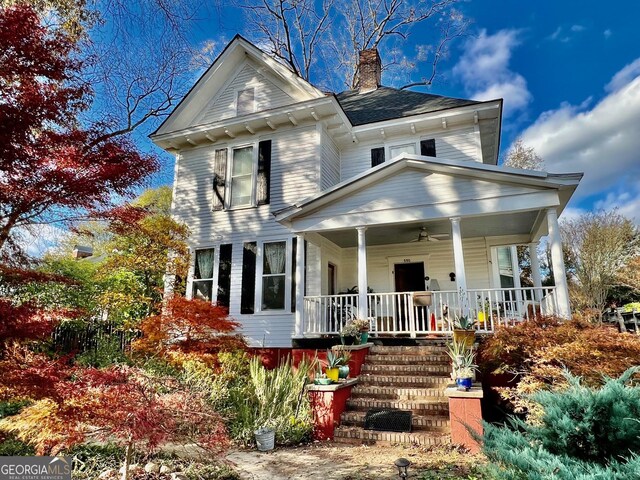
[308,379,357,440]
[445,385,484,453]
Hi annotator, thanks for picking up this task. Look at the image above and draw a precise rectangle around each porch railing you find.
[302,287,558,337]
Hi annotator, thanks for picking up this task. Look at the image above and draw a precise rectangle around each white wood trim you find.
[547,208,571,318]
[356,227,368,320]
[450,217,468,314]
[529,241,543,301]
[294,234,306,336]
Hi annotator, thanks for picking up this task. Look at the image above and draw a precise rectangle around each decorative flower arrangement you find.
[340,322,360,337]
[350,318,370,332]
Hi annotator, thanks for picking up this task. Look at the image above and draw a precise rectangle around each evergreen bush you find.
[483,367,640,479]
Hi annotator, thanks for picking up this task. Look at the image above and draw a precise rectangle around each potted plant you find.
[334,347,352,379]
[313,372,333,385]
[453,315,476,347]
[351,318,370,344]
[324,350,341,382]
[340,322,360,345]
[446,339,477,391]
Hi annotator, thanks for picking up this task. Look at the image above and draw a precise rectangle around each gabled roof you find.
[275,154,582,223]
[153,35,325,137]
[336,87,482,126]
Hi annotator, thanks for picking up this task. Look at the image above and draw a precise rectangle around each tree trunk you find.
[121,439,133,480]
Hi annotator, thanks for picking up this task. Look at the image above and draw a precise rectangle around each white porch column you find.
[546,208,571,318]
[529,241,543,301]
[356,226,368,320]
[450,217,469,315]
[294,234,306,337]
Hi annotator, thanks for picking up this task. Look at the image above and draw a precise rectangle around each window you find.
[192,248,215,301]
[420,138,436,157]
[230,146,254,207]
[261,241,287,310]
[236,88,255,115]
[496,246,515,288]
[371,147,385,167]
[389,143,416,158]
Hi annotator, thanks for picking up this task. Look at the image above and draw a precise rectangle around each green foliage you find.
[454,316,476,330]
[325,350,341,368]
[622,302,640,312]
[483,368,640,479]
[0,402,35,456]
[227,356,314,446]
[75,336,130,368]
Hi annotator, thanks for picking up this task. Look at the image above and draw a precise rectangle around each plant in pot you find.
[453,315,477,348]
[446,339,477,391]
[350,318,370,344]
[334,347,352,379]
[340,322,360,345]
[254,422,276,451]
[324,350,341,382]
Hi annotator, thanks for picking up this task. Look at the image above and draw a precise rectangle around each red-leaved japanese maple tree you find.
[0,5,158,253]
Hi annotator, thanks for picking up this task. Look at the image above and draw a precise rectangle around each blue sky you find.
[146,0,640,223]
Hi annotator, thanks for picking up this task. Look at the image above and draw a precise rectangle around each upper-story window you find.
[212,141,272,211]
[236,88,255,115]
[230,146,254,207]
[389,143,416,158]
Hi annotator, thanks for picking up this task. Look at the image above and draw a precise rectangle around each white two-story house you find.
[151,36,582,348]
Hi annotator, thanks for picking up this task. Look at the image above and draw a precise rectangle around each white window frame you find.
[489,245,521,290]
[188,245,220,303]
[388,141,417,160]
[235,87,256,116]
[254,237,293,313]
[226,142,258,210]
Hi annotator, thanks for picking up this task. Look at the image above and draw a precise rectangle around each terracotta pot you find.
[453,329,476,347]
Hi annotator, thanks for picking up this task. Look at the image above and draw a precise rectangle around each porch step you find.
[361,363,451,376]
[346,397,449,416]
[333,426,451,446]
[340,410,450,432]
[369,345,448,355]
[365,353,450,365]
[358,373,451,388]
[351,385,446,400]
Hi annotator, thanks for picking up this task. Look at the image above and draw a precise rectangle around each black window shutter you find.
[257,140,272,205]
[291,238,297,312]
[217,244,232,308]
[420,139,436,157]
[371,147,385,167]
[212,148,227,210]
[240,242,257,314]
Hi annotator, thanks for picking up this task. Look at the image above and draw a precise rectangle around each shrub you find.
[227,356,314,446]
[483,368,640,479]
[478,316,640,418]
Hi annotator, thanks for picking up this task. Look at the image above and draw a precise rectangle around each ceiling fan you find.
[412,227,450,242]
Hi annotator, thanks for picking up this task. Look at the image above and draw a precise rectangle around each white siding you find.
[173,125,320,347]
[300,171,542,224]
[340,126,482,180]
[197,62,296,124]
[338,238,491,294]
[319,127,341,190]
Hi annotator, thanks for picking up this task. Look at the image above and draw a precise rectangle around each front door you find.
[394,262,426,332]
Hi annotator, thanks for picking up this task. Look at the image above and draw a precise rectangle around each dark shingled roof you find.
[336,86,481,126]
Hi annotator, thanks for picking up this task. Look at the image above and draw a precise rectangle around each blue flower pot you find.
[338,365,350,379]
[456,377,473,391]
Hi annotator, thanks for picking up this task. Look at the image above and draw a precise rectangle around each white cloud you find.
[549,27,562,41]
[453,29,532,117]
[518,61,640,211]
[606,58,640,92]
[593,185,640,225]
[570,24,586,32]
[604,29,612,39]
[14,224,69,258]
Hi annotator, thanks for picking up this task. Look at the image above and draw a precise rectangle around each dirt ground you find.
[226,442,486,480]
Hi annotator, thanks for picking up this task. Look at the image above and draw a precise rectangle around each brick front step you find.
[333,426,451,446]
[365,354,451,365]
[340,411,450,432]
[358,373,451,387]
[369,345,448,355]
[361,363,451,375]
[351,385,447,400]
[346,398,449,415]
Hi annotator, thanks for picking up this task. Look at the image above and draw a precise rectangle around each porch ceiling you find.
[319,210,540,247]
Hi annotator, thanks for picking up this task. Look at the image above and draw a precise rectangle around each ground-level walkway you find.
[226,443,485,479]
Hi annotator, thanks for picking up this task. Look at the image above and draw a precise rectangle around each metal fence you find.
[52,320,140,355]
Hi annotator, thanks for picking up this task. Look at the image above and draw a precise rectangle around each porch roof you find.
[275,155,582,241]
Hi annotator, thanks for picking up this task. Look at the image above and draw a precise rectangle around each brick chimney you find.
[357,48,381,93]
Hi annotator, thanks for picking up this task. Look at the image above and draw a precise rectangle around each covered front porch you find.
[276,155,580,339]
